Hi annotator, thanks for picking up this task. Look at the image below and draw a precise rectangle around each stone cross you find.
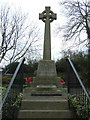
[39,7,57,60]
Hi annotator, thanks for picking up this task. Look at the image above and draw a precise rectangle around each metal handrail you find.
[67,57,90,102]
[0,57,25,110]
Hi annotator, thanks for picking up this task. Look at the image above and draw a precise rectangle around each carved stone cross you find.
[39,7,57,60]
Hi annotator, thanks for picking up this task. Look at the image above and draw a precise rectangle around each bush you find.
[68,94,90,119]
[2,90,23,119]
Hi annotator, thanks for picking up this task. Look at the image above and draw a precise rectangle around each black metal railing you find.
[66,57,90,119]
[0,57,25,119]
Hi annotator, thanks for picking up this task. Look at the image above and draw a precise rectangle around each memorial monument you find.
[31,6,59,94]
[18,7,73,119]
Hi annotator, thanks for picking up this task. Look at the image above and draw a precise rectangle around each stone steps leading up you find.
[18,86,74,119]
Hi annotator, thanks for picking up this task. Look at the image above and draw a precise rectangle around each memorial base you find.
[37,60,57,77]
[31,60,57,87]
[30,60,61,96]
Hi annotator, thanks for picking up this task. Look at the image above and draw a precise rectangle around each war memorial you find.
[18,7,73,119]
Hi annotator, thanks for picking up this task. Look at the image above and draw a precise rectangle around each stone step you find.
[21,99,69,110]
[32,87,67,96]
[23,94,67,101]
[36,85,57,89]
[23,87,68,99]
[18,110,73,118]
[23,87,67,92]
[34,85,58,91]
[31,91,62,96]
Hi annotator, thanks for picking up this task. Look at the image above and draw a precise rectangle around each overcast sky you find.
[0,0,87,67]
[1,0,66,62]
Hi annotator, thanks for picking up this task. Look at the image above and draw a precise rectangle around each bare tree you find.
[58,0,90,50]
[58,0,90,87]
[0,5,40,63]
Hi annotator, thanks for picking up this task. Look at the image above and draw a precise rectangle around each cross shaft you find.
[39,7,57,60]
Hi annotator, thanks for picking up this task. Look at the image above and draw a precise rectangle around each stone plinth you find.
[37,60,57,77]
[31,60,57,88]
